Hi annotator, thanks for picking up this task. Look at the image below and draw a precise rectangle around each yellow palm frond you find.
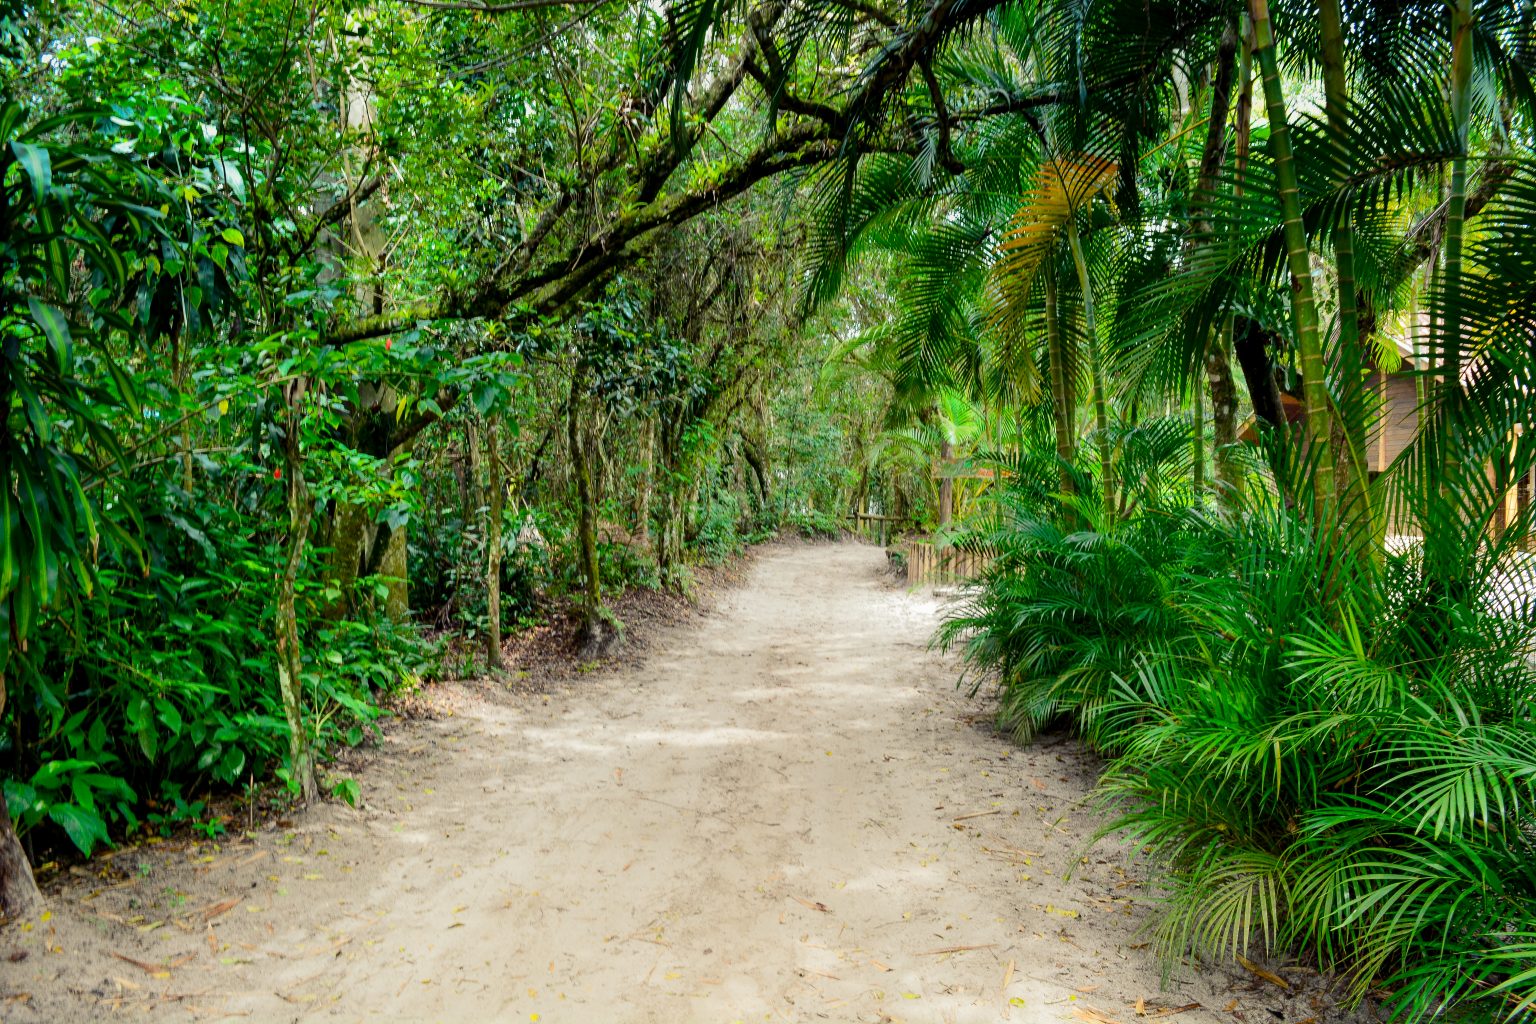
[989,154,1119,328]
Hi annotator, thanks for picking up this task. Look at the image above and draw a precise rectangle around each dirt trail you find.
[14,542,1324,1023]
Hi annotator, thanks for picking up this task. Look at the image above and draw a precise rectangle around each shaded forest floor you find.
[8,542,1370,1023]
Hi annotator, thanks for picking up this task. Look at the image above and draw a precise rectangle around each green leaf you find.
[217,747,246,782]
[220,227,245,248]
[3,780,39,824]
[26,297,73,374]
[13,467,49,608]
[154,697,183,735]
[9,141,51,201]
[0,461,15,600]
[330,777,361,808]
[127,696,157,761]
[47,802,109,855]
[101,349,142,415]
[472,381,500,416]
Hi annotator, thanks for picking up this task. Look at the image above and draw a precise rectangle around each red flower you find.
[385,339,393,351]
[274,467,282,480]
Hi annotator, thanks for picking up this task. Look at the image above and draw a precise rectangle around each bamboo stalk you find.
[1249,0,1335,514]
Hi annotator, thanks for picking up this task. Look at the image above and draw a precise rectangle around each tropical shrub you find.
[944,422,1536,1021]
[1,476,441,859]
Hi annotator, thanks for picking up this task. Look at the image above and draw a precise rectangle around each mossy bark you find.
[485,417,505,670]
[276,381,317,802]
[378,521,409,623]
[324,501,368,620]
[567,373,612,656]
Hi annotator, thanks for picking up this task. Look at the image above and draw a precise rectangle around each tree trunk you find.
[567,374,610,655]
[1319,0,1372,534]
[860,460,872,528]
[1193,376,1206,493]
[742,434,771,509]
[633,418,653,553]
[1234,317,1287,430]
[276,380,317,802]
[1427,0,1476,583]
[1191,24,1238,499]
[1208,338,1240,498]
[1441,0,1474,419]
[1213,18,1255,506]
[323,501,368,620]
[1065,218,1115,520]
[1250,0,1335,514]
[0,795,40,920]
[485,416,504,670]
[378,431,417,623]
[378,522,409,622]
[1044,264,1077,496]
[0,674,42,919]
[937,437,954,529]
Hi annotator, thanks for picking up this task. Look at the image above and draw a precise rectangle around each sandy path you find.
[15,542,1305,1023]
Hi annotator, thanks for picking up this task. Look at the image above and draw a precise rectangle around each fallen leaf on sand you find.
[1073,1008,1124,1024]
[1236,955,1290,990]
[916,943,995,955]
[792,896,830,913]
[189,896,242,922]
[999,959,1014,995]
[110,952,169,976]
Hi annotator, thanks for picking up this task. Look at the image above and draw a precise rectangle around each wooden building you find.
[1237,338,1533,540]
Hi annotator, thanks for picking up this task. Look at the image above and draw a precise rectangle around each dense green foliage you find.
[943,426,1536,1021]
[0,0,886,874]
[5,0,1536,1017]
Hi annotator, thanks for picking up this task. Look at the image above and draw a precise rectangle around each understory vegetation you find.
[5,0,1536,1018]
[944,428,1536,1021]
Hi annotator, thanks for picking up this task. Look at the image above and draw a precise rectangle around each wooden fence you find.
[905,541,990,587]
[845,512,915,547]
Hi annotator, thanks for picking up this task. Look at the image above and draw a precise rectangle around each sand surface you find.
[7,542,1348,1023]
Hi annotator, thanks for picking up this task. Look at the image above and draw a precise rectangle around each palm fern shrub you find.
[939,416,1210,748]
[946,453,1536,1020]
[1102,486,1536,1021]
